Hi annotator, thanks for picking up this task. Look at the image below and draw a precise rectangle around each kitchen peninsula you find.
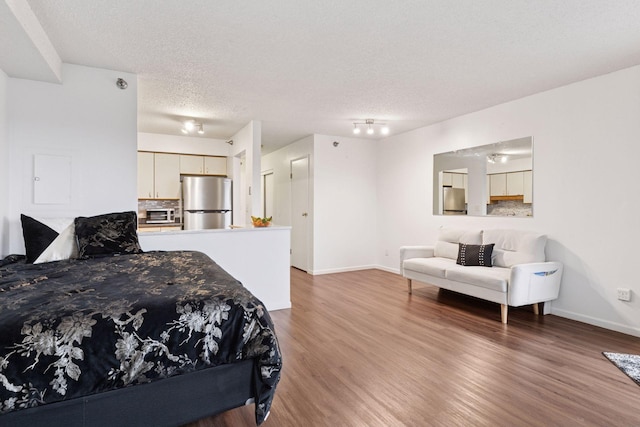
[138,225,291,311]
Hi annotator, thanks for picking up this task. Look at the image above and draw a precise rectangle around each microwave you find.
[146,208,176,224]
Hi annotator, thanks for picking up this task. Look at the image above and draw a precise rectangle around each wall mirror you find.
[433,136,533,217]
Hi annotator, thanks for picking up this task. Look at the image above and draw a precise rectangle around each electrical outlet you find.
[617,288,632,302]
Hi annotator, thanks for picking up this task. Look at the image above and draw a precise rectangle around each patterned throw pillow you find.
[21,215,78,264]
[75,211,143,258]
[456,243,494,267]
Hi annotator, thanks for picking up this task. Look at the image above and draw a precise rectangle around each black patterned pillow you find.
[74,211,142,258]
[456,243,494,267]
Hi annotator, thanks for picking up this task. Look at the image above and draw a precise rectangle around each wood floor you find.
[190,268,640,426]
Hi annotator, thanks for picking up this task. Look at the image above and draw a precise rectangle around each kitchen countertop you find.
[138,224,290,234]
[138,221,182,228]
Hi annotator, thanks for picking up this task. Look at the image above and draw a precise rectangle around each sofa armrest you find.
[508,262,563,307]
[399,246,435,273]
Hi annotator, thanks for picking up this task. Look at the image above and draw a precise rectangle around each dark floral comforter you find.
[0,251,281,424]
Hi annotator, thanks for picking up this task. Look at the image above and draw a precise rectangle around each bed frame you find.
[1,359,256,427]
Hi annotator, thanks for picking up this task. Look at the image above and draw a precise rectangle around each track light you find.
[352,119,389,136]
[181,120,204,136]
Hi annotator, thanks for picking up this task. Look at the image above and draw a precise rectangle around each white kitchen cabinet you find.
[464,174,468,202]
[523,170,533,203]
[451,173,464,189]
[490,173,507,196]
[442,172,465,188]
[137,152,155,199]
[486,175,491,204]
[506,171,524,196]
[154,153,180,199]
[180,155,204,174]
[204,156,227,175]
[179,155,226,176]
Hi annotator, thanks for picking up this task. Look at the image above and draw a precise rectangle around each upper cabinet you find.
[489,173,507,196]
[138,152,180,199]
[180,155,204,174]
[139,152,227,200]
[137,152,155,199]
[153,153,181,199]
[488,170,531,199]
[204,156,227,175]
[523,170,533,204]
[180,155,227,176]
[506,171,524,196]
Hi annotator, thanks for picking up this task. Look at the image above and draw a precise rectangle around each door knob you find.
[302,212,308,217]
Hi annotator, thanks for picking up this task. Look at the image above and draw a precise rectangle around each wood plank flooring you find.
[190,268,640,426]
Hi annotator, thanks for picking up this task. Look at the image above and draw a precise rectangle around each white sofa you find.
[400,228,562,324]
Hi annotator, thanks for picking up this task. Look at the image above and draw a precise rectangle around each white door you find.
[291,157,309,271]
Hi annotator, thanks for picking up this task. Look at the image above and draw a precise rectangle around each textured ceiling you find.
[10,0,640,152]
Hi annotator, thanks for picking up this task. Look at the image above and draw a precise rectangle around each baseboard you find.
[375,265,401,274]
[308,264,379,275]
[263,300,292,311]
[551,307,640,338]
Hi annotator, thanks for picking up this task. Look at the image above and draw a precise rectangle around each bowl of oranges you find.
[251,216,272,227]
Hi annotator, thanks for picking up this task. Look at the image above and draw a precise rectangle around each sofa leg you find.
[407,278,412,294]
[532,303,540,315]
[501,304,508,324]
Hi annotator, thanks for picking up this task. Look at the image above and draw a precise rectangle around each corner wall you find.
[312,134,378,274]
[376,64,640,337]
[7,64,138,254]
[229,121,261,225]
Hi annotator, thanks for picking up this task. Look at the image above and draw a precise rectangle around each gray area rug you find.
[603,352,640,386]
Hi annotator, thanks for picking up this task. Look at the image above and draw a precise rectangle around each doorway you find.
[290,156,309,271]
[261,171,274,219]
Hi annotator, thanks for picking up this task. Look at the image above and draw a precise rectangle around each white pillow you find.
[34,222,78,264]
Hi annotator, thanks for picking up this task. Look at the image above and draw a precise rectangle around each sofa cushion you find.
[456,243,494,267]
[403,257,456,279]
[434,227,483,260]
[445,265,511,293]
[482,229,547,267]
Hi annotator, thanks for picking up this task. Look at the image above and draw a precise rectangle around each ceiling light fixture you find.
[352,119,389,136]
[487,154,508,164]
[181,120,204,135]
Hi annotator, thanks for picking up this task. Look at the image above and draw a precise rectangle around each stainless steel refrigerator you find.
[182,176,232,230]
[443,187,466,215]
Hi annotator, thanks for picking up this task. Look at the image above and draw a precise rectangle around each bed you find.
[0,212,282,426]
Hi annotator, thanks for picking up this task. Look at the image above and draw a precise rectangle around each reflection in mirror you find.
[433,137,533,217]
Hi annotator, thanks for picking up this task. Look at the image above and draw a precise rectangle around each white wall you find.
[312,135,378,274]
[263,134,378,275]
[228,121,261,225]
[7,64,138,254]
[137,132,230,156]
[377,64,640,337]
[0,69,8,257]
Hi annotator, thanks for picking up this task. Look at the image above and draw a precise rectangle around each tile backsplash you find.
[486,200,532,217]
[138,199,180,221]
